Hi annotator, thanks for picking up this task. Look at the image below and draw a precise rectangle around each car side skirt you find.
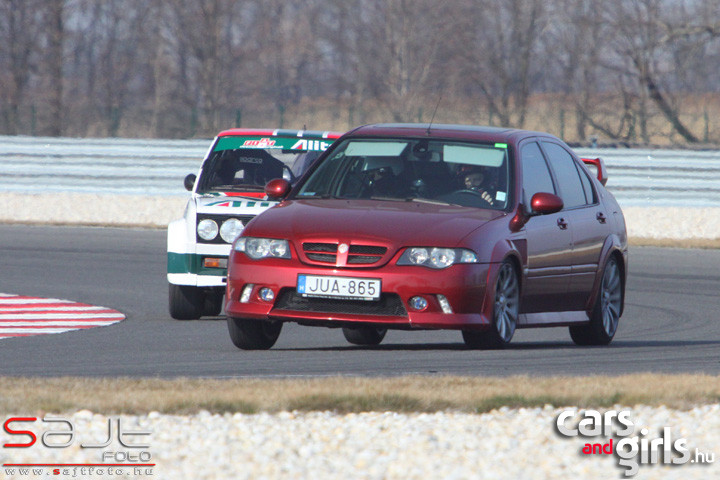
[518,311,590,328]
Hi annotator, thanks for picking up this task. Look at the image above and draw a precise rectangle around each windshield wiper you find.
[367,196,407,202]
[297,193,336,199]
[214,184,265,191]
[404,197,458,206]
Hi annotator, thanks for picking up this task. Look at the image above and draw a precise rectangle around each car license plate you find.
[297,275,381,301]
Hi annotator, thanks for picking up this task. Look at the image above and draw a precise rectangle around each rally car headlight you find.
[397,247,478,269]
[234,237,291,260]
[197,219,219,241]
[220,218,245,243]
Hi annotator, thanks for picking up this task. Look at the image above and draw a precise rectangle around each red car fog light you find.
[408,296,428,311]
[240,284,255,303]
[437,295,453,314]
[259,288,275,302]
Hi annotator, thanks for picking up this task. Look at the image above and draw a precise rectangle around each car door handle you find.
[596,212,607,224]
[557,218,568,230]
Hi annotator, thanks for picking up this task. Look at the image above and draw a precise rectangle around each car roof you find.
[346,123,559,144]
[217,128,343,139]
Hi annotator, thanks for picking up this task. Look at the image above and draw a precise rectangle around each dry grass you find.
[222,93,720,147]
[628,237,720,249]
[1,375,719,415]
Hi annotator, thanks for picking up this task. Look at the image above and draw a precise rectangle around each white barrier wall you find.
[1,192,718,243]
[1,136,719,240]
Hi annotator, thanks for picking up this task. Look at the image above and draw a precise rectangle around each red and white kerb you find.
[0,294,125,339]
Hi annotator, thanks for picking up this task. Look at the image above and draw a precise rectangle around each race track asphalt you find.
[0,224,718,377]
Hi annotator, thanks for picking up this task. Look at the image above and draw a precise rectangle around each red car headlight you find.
[233,237,291,260]
[397,247,478,269]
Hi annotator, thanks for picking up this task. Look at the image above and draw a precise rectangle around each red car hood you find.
[245,199,504,248]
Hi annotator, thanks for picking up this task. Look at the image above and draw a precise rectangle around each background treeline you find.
[1,0,719,144]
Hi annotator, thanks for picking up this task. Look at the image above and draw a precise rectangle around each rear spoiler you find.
[581,157,608,186]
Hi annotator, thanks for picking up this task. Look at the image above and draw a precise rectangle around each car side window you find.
[520,142,555,203]
[576,163,597,204]
[541,142,587,209]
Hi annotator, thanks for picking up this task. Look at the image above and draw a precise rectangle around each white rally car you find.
[167,128,341,319]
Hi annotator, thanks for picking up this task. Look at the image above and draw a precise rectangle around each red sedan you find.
[225,124,627,349]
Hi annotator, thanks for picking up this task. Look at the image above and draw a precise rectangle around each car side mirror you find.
[265,178,292,199]
[184,174,196,192]
[530,192,563,215]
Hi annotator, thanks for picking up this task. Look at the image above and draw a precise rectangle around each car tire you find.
[202,289,224,317]
[169,284,203,320]
[227,317,282,350]
[342,326,387,346]
[462,261,519,349]
[570,256,622,346]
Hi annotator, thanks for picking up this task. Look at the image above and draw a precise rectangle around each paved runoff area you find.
[0,194,717,480]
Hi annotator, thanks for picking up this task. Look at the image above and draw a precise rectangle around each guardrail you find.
[575,148,720,207]
[1,136,718,207]
[0,136,209,197]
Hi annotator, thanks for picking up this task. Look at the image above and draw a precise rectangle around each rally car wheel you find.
[570,256,622,346]
[342,326,387,346]
[227,317,282,350]
[169,284,203,320]
[462,261,519,349]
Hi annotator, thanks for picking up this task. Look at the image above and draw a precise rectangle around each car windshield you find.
[296,138,510,210]
[196,144,322,195]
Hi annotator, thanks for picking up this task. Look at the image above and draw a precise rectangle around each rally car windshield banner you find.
[214,136,334,152]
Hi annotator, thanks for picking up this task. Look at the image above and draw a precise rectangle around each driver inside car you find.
[460,165,496,206]
[213,157,239,186]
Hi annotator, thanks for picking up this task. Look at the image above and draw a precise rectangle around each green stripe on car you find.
[168,252,228,276]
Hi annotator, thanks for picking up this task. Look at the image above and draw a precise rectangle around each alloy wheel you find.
[494,262,520,343]
[600,258,622,337]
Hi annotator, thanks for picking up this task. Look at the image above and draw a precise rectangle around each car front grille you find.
[273,289,407,317]
[302,243,388,266]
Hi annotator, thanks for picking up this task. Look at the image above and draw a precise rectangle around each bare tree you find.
[375,0,447,122]
[43,0,65,136]
[2,0,720,141]
[159,0,257,134]
[461,0,547,128]
[0,0,44,134]
[545,0,607,140]
[604,0,720,143]
[63,1,156,136]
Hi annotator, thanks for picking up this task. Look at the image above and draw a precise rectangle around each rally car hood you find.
[245,198,504,248]
[194,193,277,215]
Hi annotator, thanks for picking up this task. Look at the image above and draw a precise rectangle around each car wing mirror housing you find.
[509,192,564,232]
[531,192,564,215]
[184,173,197,192]
[265,178,292,200]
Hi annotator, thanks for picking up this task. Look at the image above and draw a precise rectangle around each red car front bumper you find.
[225,253,496,331]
